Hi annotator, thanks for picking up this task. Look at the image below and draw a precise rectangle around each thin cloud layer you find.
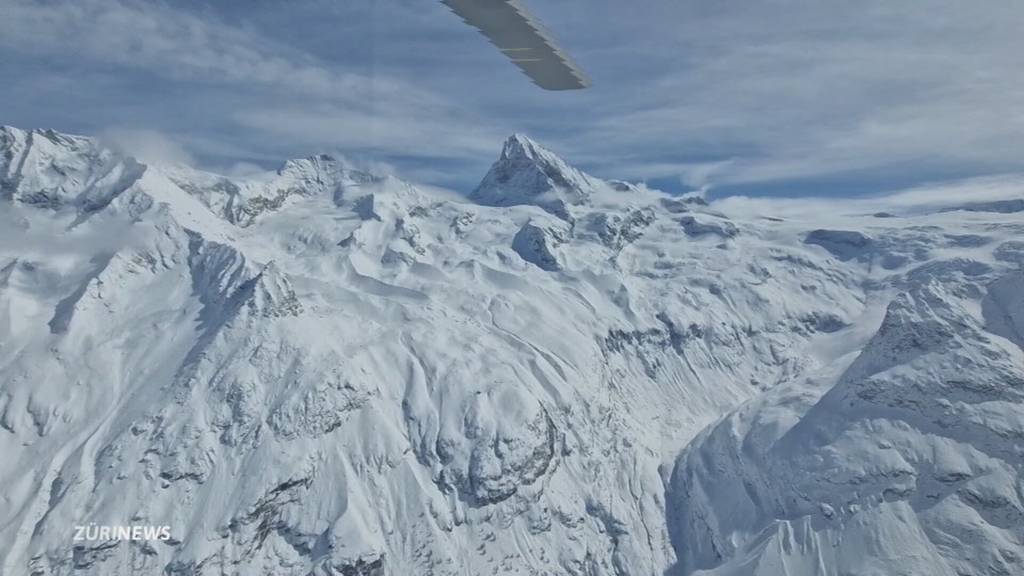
[1,0,1022,195]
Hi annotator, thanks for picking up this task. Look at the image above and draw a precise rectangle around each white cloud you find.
[100,128,194,166]
[538,0,1024,190]
[3,0,1023,194]
[231,105,501,161]
[1,0,364,98]
[0,0,499,167]
[714,173,1024,221]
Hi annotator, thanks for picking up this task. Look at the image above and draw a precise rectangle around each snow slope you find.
[1,125,1022,575]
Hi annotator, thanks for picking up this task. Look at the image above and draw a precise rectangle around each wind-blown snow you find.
[1,125,1022,576]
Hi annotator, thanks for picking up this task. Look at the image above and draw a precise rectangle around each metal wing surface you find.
[443,0,590,90]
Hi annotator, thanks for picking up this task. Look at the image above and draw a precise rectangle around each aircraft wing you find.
[442,0,590,90]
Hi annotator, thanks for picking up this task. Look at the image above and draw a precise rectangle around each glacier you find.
[0,125,1022,575]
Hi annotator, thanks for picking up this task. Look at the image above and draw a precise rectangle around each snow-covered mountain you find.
[1,125,1022,576]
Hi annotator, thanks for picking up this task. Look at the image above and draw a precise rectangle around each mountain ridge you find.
[1,126,1022,576]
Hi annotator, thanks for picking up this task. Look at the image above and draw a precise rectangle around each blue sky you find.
[2,0,1023,197]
